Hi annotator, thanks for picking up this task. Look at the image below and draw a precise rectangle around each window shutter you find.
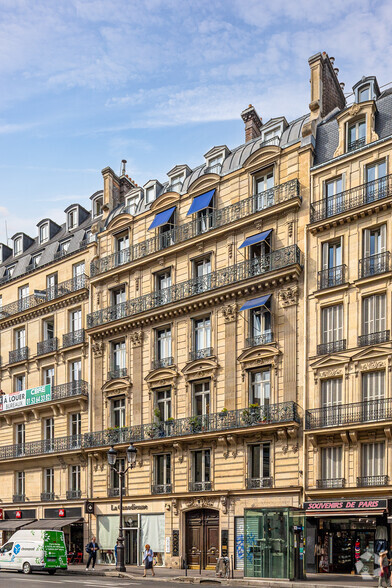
[363,228,371,258]
[380,224,387,253]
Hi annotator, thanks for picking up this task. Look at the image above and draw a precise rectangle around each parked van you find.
[0,529,67,574]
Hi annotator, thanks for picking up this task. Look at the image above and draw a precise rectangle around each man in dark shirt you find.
[86,536,99,570]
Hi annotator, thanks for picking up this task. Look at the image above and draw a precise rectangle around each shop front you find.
[0,509,37,544]
[304,499,389,577]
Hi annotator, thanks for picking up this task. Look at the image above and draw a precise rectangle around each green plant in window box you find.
[106,426,120,443]
[154,407,162,421]
[189,415,202,432]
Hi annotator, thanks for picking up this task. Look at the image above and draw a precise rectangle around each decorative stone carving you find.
[349,103,361,116]
[228,243,233,259]
[279,286,299,307]
[221,303,237,323]
[171,499,178,516]
[57,456,67,470]
[220,496,228,514]
[92,340,104,357]
[360,361,386,372]
[130,331,143,347]
[185,497,214,509]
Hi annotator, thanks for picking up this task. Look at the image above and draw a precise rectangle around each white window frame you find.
[145,186,155,204]
[248,443,271,480]
[362,294,386,335]
[321,304,343,344]
[39,223,49,244]
[70,465,80,492]
[67,208,78,230]
[15,374,26,392]
[192,381,210,415]
[321,446,342,480]
[156,388,172,421]
[14,237,22,256]
[192,449,211,483]
[93,196,103,218]
[111,397,126,428]
[193,316,211,352]
[249,369,271,406]
[44,467,54,494]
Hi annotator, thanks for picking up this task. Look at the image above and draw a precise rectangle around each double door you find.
[186,509,219,569]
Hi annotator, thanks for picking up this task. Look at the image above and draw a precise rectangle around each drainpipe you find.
[302,171,311,505]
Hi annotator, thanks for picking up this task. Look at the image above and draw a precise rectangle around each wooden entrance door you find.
[185,509,219,569]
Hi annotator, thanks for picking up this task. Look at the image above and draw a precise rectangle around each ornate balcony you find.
[41,492,55,501]
[316,478,345,489]
[317,340,346,356]
[63,329,85,348]
[358,330,390,347]
[66,490,81,500]
[37,338,58,356]
[189,348,213,361]
[357,475,389,487]
[107,487,125,498]
[359,252,390,279]
[189,481,212,492]
[318,265,346,290]
[245,332,273,348]
[88,245,302,328]
[9,346,29,364]
[151,357,174,370]
[305,398,392,430]
[91,179,300,276]
[348,137,366,152]
[310,174,392,223]
[107,368,128,380]
[13,494,26,503]
[151,484,172,494]
[246,477,273,489]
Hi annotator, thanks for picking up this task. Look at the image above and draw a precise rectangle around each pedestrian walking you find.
[85,536,99,571]
[143,543,155,577]
[379,550,390,587]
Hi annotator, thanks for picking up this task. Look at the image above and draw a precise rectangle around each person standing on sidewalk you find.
[85,536,99,571]
[143,544,155,577]
[379,550,389,588]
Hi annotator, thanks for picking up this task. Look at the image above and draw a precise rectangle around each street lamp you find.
[107,442,137,572]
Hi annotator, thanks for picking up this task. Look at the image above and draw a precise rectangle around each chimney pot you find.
[334,68,339,76]
[340,82,345,90]
[329,56,335,65]
[121,159,127,176]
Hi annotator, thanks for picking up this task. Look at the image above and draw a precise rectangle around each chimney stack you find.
[121,159,127,176]
[241,104,262,143]
[308,52,346,122]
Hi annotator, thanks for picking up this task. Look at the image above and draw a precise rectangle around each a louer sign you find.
[0,384,51,412]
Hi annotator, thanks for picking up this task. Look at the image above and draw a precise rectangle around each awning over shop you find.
[22,517,82,530]
[148,207,176,230]
[186,189,215,216]
[0,519,36,532]
[239,229,272,249]
[239,294,271,312]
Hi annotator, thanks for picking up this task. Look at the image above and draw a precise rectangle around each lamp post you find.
[107,442,137,572]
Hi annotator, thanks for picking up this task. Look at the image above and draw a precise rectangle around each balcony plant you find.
[106,426,120,444]
[189,415,202,433]
[165,416,175,435]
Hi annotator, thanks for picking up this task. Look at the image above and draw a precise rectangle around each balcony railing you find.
[189,348,213,361]
[13,494,26,503]
[63,329,85,348]
[305,398,392,430]
[107,368,128,380]
[41,492,55,501]
[91,179,300,276]
[9,346,29,364]
[316,478,346,489]
[348,137,366,152]
[358,330,390,347]
[52,380,88,400]
[88,245,302,328]
[151,357,174,370]
[0,402,299,460]
[107,487,125,498]
[359,252,390,279]
[318,265,346,290]
[246,477,273,489]
[66,490,81,500]
[0,275,88,320]
[310,174,392,222]
[357,475,389,487]
[189,481,212,492]
[37,338,58,356]
[245,332,273,348]
[317,340,346,355]
[151,484,172,494]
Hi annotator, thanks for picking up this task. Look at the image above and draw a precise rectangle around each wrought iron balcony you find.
[348,137,366,152]
[66,490,81,500]
[151,484,172,494]
[310,174,392,222]
[245,332,273,348]
[13,494,26,503]
[91,179,300,276]
[0,275,88,320]
[151,357,174,370]
[189,348,213,361]
[317,340,346,355]
[63,329,85,348]
[37,338,58,356]
[53,380,88,400]
[305,398,392,430]
[316,478,345,489]
[189,481,212,492]
[88,245,302,328]
[246,477,273,489]
[358,330,390,347]
[107,368,128,380]
[318,265,346,290]
[41,492,55,501]
[107,487,126,498]
[9,346,29,364]
[357,475,389,487]
[359,252,390,278]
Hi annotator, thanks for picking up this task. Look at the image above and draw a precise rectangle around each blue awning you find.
[148,206,176,230]
[186,189,215,216]
[239,229,272,249]
[239,294,272,312]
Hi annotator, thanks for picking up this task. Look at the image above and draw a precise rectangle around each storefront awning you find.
[148,207,176,230]
[239,294,271,312]
[22,517,82,530]
[186,189,215,216]
[0,519,36,531]
[239,229,272,249]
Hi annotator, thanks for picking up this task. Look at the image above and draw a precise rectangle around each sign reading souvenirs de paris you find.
[304,499,388,512]
[0,385,51,412]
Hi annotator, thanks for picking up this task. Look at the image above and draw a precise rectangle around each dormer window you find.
[347,118,366,152]
[14,237,22,256]
[206,155,223,174]
[145,186,155,204]
[60,241,70,254]
[31,254,42,268]
[40,223,49,244]
[125,198,137,215]
[170,174,184,192]
[93,196,103,218]
[263,128,280,142]
[5,265,15,279]
[359,86,370,103]
[67,208,77,230]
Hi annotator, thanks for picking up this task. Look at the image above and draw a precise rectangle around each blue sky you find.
[0,0,391,243]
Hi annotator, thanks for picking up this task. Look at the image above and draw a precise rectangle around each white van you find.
[0,529,67,574]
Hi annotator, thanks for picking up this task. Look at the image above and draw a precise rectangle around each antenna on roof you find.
[5,220,9,246]
[121,159,127,176]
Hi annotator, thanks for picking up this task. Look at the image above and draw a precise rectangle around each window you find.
[154,454,171,489]
[321,239,343,287]
[115,233,129,265]
[60,240,70,255]
[359,86,370,102]
[249,233,271,260]
[112,286,126,306]
[362,294,386,335]
[125,198,137,215]
[366,160,387,201]
[72,262,85,279]
[16,423,25,456]
[111,397,126,428]
[325,176,343,217]
[14,237,22,256]
[111,340,126,375]
[70,465,80,491]
[159,211,176,247]
[321,379,342,426]
[40,223,49,244]
[110,457,125,490]
[70,413,81,449]
[46,273,58,300]
[170,173,184,191]
[192,449,210,485]
[321,304,343,344]
[18,285,29,311]
[16,471,25,496]
[207,155,223,173]
[94,196,103,217]
[263,127,280,142]
[193,381,210,415]
[362,371,385,421]
[321,446,342,480]
[362,225,386,275]
[248,443,270,481]
[362,442,384,478]
[43,367,55,386]
[5,265,15,279]
[31,254,41,268]
[156,389,171,421]
[255,169,274,209]
[249,370,270,406]
[156,327,172,362]
[43,318,54,340]
[44,468,54,494]
[145,186,155,204]
[69,309,82,333]
[156,270,172,304]
[15,327,26,350]
[67,209,77,230]
[250,303,272,344]
[44,417,54,451]
[70,360,81,382]
[15,374,25,392]
[347,118,366,151]
[193,257,212,293]
[193,316,211,354]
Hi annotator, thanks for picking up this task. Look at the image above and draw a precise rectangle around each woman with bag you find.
[143,544,155,577]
